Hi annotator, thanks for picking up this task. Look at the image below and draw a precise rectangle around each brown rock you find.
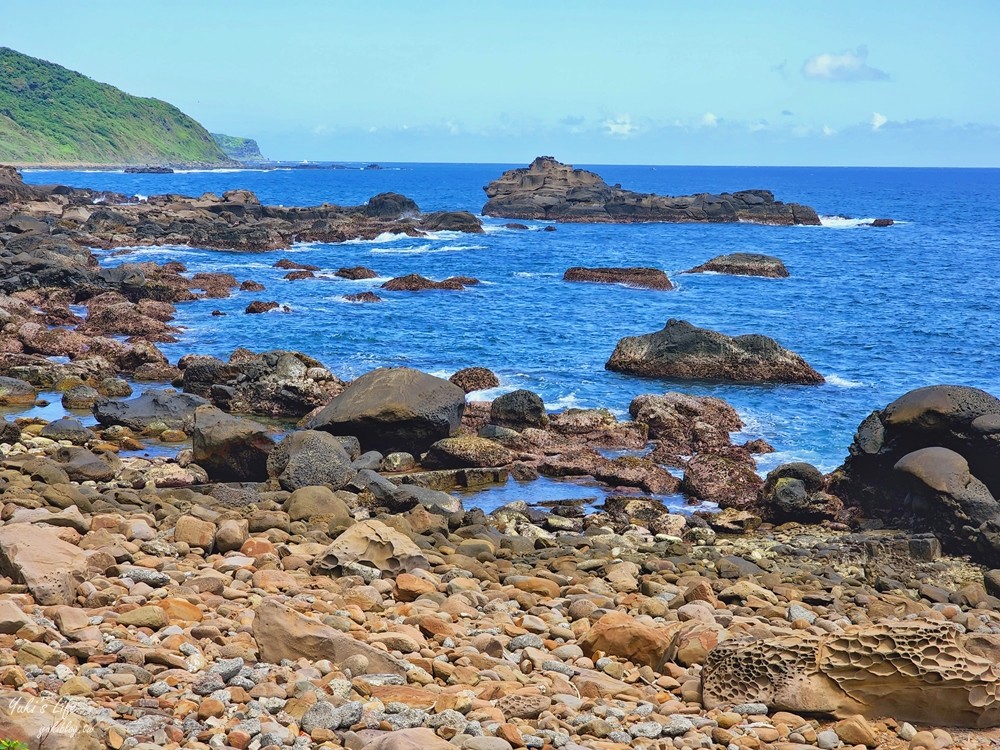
[0,525,88,605]
[564,266,673,290]
[253,598,406,675]
[579,611,677,669]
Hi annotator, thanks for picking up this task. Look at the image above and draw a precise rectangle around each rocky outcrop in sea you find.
[482,156,822,225]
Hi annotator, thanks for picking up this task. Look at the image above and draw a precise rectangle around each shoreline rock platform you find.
[2,164,999,747]
[482,157,822,226]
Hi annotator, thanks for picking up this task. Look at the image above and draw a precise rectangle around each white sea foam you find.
[824,373,864,388]
[818,215,896,229]
[342,232,414,245]
[545,392,585,411]
[370,243,486,255]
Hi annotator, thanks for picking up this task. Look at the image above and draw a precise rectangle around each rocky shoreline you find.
[1,164,998,748]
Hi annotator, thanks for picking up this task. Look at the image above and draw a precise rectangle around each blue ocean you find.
[20,164,1000,478]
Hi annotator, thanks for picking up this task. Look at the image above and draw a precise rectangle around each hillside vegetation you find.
[0,47,230,165]
[212,133,267,162]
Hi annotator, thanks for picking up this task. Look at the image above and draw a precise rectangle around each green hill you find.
[212,133,268,162]
[0,47,231,165]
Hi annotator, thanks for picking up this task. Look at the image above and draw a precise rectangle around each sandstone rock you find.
[607,319,824,384]
[174,515,216,550]
[687,253,789,278]
[579,611,677,670]
[482,156,821,225]
[308,367,465,454]
[0,525,88,605]
[563,266,673,290]
[359,728,455,750]
[312,520,428,576]
[0,693,103,750]
[703,620,1000,727]
[192,405,275,482]
[253,598,407,675]
[286,485,354,527]
[266,429,357,491]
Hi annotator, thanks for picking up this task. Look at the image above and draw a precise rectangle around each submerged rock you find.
[606,319,824,384]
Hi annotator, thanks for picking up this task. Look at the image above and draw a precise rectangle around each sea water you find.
[20,164,1000,480]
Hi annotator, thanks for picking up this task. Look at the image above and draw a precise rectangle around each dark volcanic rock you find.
[343,292,382,303]
[831,385,1000,564]
[0,376,37,405]
[563,267,673,290]
[266,430,357,491]
[686,253,789,278]
[418,211,484,233]
[490,389,547,430]
[870,218,894,227]
[191,405,275,482]
[93,389,209,432]
[245,301,281,314]
[381,274,476,291]
[483,156,821,225]
[274,259,320,271]
[335,266,378,280]
[606,319,824,385]
[307,367,465,455]
[364,192,419,219]
[758,462,843,523]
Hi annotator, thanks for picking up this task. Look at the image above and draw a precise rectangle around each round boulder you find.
[449,367,500,393]
[490,389,547,430]
[267,429,358,491]
[191,405,275,482]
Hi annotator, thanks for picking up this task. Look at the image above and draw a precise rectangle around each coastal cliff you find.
[483,156,821,225]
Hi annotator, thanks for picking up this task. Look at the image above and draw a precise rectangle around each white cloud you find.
[871,112,888,131]
[701,112,718,128]
[603,114,639,138]
[748,121,768,133]
[822,125,837,137]
[803,45,888,82]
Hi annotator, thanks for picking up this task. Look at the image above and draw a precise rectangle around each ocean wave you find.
[824,373,864,388]
[513,271,558,278]
[545,392,585,411]
[172,168,276,174]
[342,232,414,245]
[371,243,486,255]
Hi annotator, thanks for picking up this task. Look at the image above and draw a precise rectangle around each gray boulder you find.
[307,367,465,454]
[192,405,275,482]
[93,389,209,432]
[266,430,357,491]
[606,319,824,384]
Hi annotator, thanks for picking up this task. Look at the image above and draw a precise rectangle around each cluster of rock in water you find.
[1,162,995,749]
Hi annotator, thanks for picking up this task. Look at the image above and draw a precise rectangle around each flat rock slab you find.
[0,525,89,605]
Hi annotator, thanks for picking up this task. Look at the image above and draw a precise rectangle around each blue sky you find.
[2,1,998,166]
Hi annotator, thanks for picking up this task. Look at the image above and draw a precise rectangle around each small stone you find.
[817,729,841,749]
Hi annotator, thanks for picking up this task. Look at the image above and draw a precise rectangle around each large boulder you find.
[482,156,821,225]
[606,319,824,384]
[266,430,357,491]
[422,436,514,469]
[831,385,1000,564]
[311,520,429,576]
[93,389,209,432]
[631,392,742,464]
[192,405,275,482]
[307,367,465,454]
[579,611,679,669]
[419,210,484,233]
[0,375,36,405]
[686,252,789,278]
[0,525,89,605]
[703,621,1000,727]
[0,694,103,750]
[757,462,843,523]
[490,389,547,430]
